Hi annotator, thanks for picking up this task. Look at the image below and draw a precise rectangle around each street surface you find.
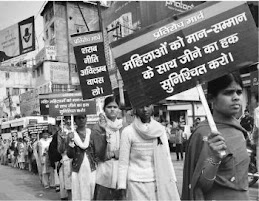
[0,153,257,200]
[0,165,59,200]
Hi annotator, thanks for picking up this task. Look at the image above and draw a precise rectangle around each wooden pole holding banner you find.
[71,114,75,132]
[60,116,64,132]
[196,84,226,157]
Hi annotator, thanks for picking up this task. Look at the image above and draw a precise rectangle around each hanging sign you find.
[111,1,258,108]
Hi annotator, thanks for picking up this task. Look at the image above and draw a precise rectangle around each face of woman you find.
[136,105,153,123]
[104,101,119,121]
[74,115,87,128]
[42,132,49,139]
[212,81,243,118]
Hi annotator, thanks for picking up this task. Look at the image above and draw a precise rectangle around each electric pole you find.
[8,91,12,119]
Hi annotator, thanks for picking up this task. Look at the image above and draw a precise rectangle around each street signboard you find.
[111,1,258,108]
[71,31,112,100]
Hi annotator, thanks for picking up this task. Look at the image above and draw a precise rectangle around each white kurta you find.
[72,153,96,201]
[71,129,96,201]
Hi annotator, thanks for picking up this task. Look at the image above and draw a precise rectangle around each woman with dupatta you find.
[182,73,250,200]
[92,96,124,200]
[67,114,96,201]
[38,130,53,188]
[118,104,180,200]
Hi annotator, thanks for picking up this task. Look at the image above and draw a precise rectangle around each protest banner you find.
[26,123,49,135]
[111,1,258,108]
[39,92,97,117]
[71,31,112,100]
[21,128,30,141]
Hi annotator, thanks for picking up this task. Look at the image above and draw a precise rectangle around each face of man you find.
[31,134,37,141]
[65,119,71,126]
[135,105,153,123]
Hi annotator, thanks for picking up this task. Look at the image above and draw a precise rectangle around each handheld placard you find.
[196,84,226,157]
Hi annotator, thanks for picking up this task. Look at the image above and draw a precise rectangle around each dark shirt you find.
[67,142,96,173]
[240,115,254,132]
[91,124,107,162]
[48,133,62,168]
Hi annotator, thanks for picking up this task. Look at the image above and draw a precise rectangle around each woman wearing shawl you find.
[182,73,250,200]
[48,128,62,193]
[118,104,180,200]
[67,114,96,201]
[92,96,124,200]
[38,130,53,188]
[57,119,73,200]
[17,138,26,169]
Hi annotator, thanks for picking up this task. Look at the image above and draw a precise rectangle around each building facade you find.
[37,1,101,89]
[0,66,33,118]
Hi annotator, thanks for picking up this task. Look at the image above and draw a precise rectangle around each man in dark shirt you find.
[240,109,254,133]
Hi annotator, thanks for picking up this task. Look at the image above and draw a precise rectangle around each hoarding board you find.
[71,31,112,99]
[0,16,35,62]
[140,1,203,27]
[111,1,258,108]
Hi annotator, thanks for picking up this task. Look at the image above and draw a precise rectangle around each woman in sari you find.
[182,73,250,200]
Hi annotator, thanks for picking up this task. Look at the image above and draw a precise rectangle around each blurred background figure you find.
[1,139,9,166]
[57,118,72,200]
[175,124,184,161]
[48,127,62,193]
[38,130,53,189]
[240,109,254,135]
[17,138,25,169]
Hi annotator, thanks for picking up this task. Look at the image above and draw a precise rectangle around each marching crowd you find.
[0,72,258,201]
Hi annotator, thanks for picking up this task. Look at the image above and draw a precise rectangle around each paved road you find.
[0,165,59,200]
[0,155,258,200]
